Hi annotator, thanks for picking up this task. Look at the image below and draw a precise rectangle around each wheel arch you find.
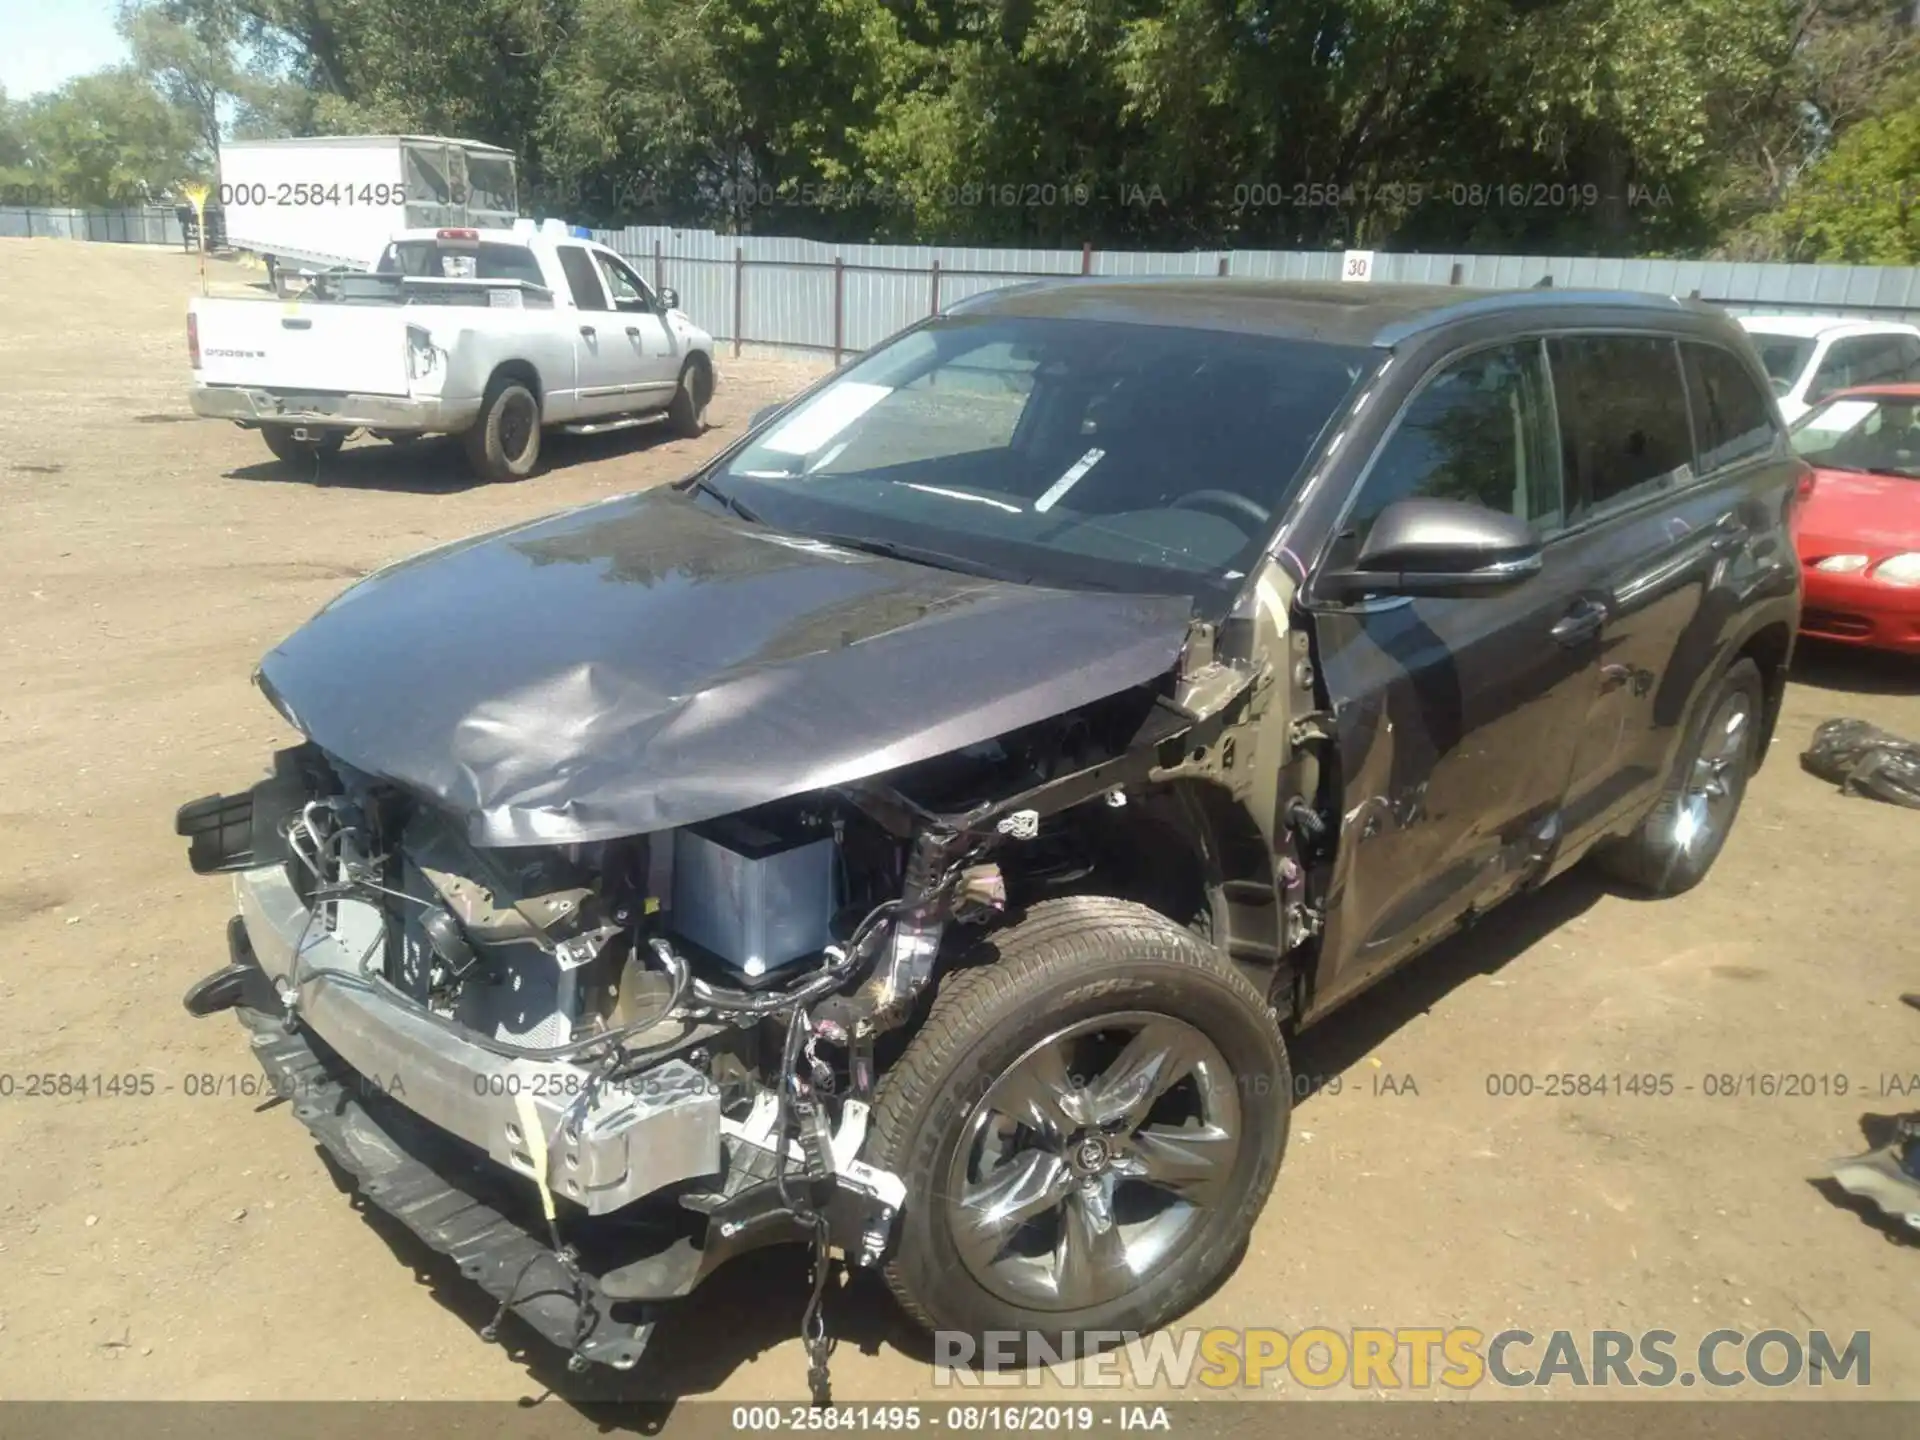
[1732,619,1793,771]
[483,358,544,408]
[1083,779,1297,1016]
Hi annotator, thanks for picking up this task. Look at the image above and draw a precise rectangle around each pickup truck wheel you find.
[463,379,541,481]
[666,359,710,438]
[1591,657,1763,896]
[868,896,1289,1347]
[260,424,344,466]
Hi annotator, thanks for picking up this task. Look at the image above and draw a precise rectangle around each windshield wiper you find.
[681,473,760,523]
[805,531,1032,583]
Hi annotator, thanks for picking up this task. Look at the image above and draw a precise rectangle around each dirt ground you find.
[1,238,1917,1412]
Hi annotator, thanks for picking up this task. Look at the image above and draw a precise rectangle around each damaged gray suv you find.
[178,279,1803,1381]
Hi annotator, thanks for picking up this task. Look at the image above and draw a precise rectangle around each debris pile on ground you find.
[1801,719,1920,810]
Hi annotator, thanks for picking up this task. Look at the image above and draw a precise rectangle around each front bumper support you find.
[232,863,723,1216]
[237,1002,655,1368]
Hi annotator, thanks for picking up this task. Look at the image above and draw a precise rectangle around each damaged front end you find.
[175,669,1222,1377]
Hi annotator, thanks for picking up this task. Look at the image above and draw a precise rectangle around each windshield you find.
[1791,394,1920,477]
[709,315,1372,605]
[1747,333,1815,395]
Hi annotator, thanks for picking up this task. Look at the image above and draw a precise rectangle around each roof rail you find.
[1372,288,1696,346]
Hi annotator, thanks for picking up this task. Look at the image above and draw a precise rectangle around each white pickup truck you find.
[188,221,718,480]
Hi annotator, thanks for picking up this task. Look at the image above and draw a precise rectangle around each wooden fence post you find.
[1081,242,1093,275]
[653,238,664,294]
[929,257,941,315]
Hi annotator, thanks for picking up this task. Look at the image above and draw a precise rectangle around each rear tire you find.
[463,378,541,481]
[868,896,1290,1347]
[1591,658,1764,896]
[260,424,344,466]
[666,358,710,438]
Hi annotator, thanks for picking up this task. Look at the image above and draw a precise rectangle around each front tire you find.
[868,897,1290,1346]
[1591,657,1764,896]
[463,378,541,481]
[666,358,710,438]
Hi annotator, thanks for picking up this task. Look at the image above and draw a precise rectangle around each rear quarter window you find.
[1682,343,1779,472]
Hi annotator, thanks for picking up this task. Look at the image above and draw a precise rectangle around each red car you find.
[1788,382,1920,654]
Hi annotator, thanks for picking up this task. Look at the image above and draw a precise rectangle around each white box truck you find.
[216,135,520,277]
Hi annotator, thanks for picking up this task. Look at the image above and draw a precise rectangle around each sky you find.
[0,0,129,100]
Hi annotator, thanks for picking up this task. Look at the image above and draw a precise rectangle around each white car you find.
[189,221,717,480]
[1736,314,1920,425]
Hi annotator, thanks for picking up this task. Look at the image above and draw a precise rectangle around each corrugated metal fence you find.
[7,207,1919,351]
[592,224,1920,361]
[0,205,187,245]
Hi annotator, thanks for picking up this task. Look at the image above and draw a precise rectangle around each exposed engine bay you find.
[176,671,1277,1390]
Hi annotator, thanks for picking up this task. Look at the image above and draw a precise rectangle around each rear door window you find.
[556,245,610,311]
[1547,335,1695,520]
[1682,343,1779,472]
[1335,339,1563,561]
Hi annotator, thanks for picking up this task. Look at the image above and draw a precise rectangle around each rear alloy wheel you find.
[1592,657,1763,896]
[260,424,344,467]
[869,896,1290,1345]
[463,378,541,481]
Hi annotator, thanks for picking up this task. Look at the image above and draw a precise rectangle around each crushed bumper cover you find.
[231,862,723,1216]
[190,382,482,433]
[236,1001,656,1368]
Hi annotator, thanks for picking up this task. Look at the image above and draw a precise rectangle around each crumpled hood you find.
[258,486,1195,846]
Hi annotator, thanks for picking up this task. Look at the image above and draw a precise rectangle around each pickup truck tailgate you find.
[193,299,412,396]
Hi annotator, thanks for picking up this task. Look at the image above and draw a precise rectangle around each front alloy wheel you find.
[868,896,1289,1344]
[947,1012,1243,1312]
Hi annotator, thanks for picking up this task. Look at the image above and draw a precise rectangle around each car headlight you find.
[1813,554,1869,573]
[1872,552,1920,587]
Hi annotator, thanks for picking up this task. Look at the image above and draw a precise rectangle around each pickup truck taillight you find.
[187,312,201,370]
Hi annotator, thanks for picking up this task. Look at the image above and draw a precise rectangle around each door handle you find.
[1709,515,1750,555]
[1551,598,1606,646]
[578,324,596,337]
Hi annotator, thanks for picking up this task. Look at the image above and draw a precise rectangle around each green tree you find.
[16,68,202,204]
[119,1,312,160]
[1759,96,1920,261]
[535,0,743,224]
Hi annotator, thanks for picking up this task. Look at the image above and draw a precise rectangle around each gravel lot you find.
[1,238,1917,1411]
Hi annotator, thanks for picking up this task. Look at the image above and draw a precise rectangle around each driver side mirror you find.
[1318,497,1542,602]
[657,286,680,312]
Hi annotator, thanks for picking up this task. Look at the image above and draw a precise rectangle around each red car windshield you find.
[1791,395,1920,478]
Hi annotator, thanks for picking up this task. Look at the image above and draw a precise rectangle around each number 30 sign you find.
[1341,250,1375,283]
